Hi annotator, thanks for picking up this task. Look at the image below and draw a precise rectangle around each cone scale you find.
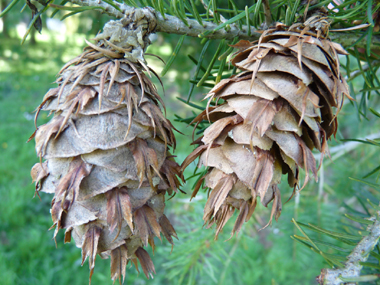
[182,17,351,238]
[30,15,183,284]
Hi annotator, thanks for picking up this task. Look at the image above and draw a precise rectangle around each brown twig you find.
[200,0,227,23]
[262,0,273,27]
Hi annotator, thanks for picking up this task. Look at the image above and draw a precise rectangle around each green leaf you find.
[322,252,347,263]
[48,3,103,11]
[177,97,204,111]
[291,235,316,251]
[50,0,68,18]
[178,0,187,23]
[188,55,207,73]
[345,214,374,225]
[307,223,362,240]
[293,235,352,253]
[211,0,220,23]
[368,0,374,26]
[184,170,205,180]
[358,230,371,236]
[191,169,208,188]
[102,0,122,12]
[295,222,361,244]
[200,5,256,37]
[290,0,301,23]
[189,80,214,88]
[60,10,82,20]
[157,0,166,19]
[215,55,226,84]
[363,165,380,179]
[0,0,20,17]
[367,25,374,57]
[354,47,373,89]
[348,81,361,120]
[349,177,380,190]
[346,32,367,50]
[189,0,202,25]
[309,250,335,268]
[20,3,27,13]
[359,262,380,270]
[171,0,189,26]
[367,199,380,211]
[205,0,211,21]
[228,0,242,30]
[340,138,380,147]
[363,51,380,97]
[161,34,186,76]
[292,219,321,251]
[339,275,379,282]
[370,251,380,262]
[320,252,344,267]
[124,0,138,7]
[52,4,104,20]
[253,0,262,27]
[187,40,211,102]
[285,6,291,26]
[366,139,380,148]
[197,39,225,87]
[333,1,367,20]
[218,37,239,60]
[149,0,159,13]
[355,195,371,216]
[203,257,217,283]
[245,6,251,36]
[369,108,380,118]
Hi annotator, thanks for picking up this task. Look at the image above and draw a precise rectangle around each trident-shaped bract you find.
[182,17,351,239]
[30,13,183,284]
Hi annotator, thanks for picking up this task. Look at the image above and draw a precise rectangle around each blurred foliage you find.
[1,0,380,284]
[291,107,380,283]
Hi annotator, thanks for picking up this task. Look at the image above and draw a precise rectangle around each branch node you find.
[66,0,377,50]
[93,7,157,63]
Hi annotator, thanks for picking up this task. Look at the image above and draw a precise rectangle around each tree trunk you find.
[30,27,37,45]
[1,0,10,38]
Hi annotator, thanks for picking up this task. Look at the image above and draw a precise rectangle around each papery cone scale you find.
[30,25,183,284]
[182,18,351,239]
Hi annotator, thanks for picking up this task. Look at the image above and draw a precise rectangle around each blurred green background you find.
[1,1,380,285]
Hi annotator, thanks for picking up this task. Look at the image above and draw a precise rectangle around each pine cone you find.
[29,19,183,284]
[182,19,351,238]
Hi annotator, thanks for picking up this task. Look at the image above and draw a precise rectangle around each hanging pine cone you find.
[182,16,351,238]
[29,12,183,284]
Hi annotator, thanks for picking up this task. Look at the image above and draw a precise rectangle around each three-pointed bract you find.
[30,37,183,284]
[182,20,351,238]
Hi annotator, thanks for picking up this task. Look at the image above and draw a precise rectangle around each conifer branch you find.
[67,0,379,50]
[156,12,258,40]
[317,208,380,285]
[69,0,261,40]
[69,0,124,17]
